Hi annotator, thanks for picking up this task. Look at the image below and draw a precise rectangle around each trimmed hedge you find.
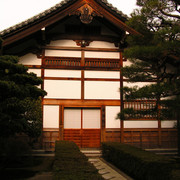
[102,142,179,180]
[53,141,103,180]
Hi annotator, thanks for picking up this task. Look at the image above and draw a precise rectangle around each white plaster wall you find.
[124,121,158,128]
[85,70,120,79]
[64,109,81,129]
[44,80,81,99]
[43,105,59,128]
[49,40,77,47]
[45,69,81,78]
[28,69,41,77]
[85,81,120,99]
[19,53,41,65]
[161,120,176,128]
[83,109,100,129]
[106,106,120,128]
[85,51,119,59]
[45,50,81,57]
[88,41,117,49]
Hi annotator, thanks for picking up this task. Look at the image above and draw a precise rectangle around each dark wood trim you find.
[81,70,85,99]
[44,77,120,81]
[43,128,59,131]
[81,50,85,67]
[44,77,81,81]
[43,45,122,52]
[101,106,106,142]
[43,99,121,106]
[105,128,177,131]
[85,78,120,81]
[81,50,85,100]
[43,66,120,71]
[41,68,45,90]
[158,104,162,147]
[25,65,42,69]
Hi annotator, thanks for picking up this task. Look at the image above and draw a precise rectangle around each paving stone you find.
[96,166,105,170]
[102,173,116,180]
[98,169,110,175]
[89,158,133,180]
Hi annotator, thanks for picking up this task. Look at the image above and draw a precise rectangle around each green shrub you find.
[53,141,103,180]
[0,138,33,168]
[102,142,177,180]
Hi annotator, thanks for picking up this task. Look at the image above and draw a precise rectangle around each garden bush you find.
[102,142,179,180]
[53,141,103,180]
[0,138,33,168]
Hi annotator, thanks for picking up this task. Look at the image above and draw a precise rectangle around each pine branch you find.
[159,8,180,19]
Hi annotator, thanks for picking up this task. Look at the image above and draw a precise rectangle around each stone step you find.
[81,149,102,158]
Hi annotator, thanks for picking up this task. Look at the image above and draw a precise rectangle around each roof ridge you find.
[0,0,128,37]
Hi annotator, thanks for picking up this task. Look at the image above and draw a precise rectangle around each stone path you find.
[89,158,133,180]
[27,149,133,180]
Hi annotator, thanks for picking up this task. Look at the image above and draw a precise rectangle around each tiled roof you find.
[0,0,128,37]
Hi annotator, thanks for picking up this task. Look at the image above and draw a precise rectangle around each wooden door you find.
[64,108,101,148]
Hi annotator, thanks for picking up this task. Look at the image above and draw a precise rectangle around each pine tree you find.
[0,55,47,138]
[118,0,180,152]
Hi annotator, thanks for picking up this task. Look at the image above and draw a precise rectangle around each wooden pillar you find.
[59,105,64,141]
[81,50,85,100]
[120,51,124,143]
[158,104,162,147]
[41,50,45,148]
[101,106,106,142]
[41,51,45,90]
[81,108,83,148]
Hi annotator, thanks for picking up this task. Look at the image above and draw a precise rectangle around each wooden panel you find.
[42,130,59,151]
[105,128,177,149]
[161,129,178,148]
[63,129,100,148]
[82,129,101,148]
[64,129,81,147]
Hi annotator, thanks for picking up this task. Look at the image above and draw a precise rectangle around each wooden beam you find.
[43,45,121,52]
[43,99,121,106]
[44,77,120,81]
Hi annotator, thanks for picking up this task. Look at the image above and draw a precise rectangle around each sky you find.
[0,0,138,31]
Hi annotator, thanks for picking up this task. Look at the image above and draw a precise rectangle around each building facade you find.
[1,0,177,150]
